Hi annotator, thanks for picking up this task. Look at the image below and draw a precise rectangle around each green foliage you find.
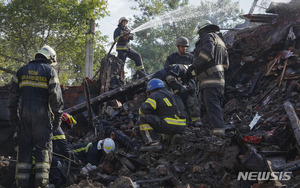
[128,0,244,74]
[0,0,108,86]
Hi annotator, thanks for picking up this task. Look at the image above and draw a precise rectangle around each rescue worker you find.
[137,78,186,151]
[151,64,201,126]
[53,112,77,157]
[71,138,115,168]
[188,20,229,135]
[164,37,193,67]
[8,45,64,187]
[0,113,75,188]
[51,112,79,188]
[113,17,147,78]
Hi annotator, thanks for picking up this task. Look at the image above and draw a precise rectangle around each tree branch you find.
[0,66,16,75]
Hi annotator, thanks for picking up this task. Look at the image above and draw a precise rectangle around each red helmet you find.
[62,112,77,127]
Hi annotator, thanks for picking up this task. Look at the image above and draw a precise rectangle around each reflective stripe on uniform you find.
[12,75,18,83]
[16,163,32,170]
[165,75,176,84]
[49,77,59,85]
[164,117,186,125]
[72,142,92,153]
[53,134,66,140]
[200,79,225,87]
[199,51,212,61]
[15,173,30,179]
[145,98,156,110]
[197,65,224,81]
[138,108,144,115]
[136,65,144,70]
[163,98,172,106]
[19,81,48,89]
[191,117,201,121]
[115,36,121,42]
[35,162,50,169]
[139,124,153,131]
[35,172,49,179]
[215,37,226,48]
[116,46,128,50]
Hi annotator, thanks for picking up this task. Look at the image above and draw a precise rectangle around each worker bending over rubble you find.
[71,138,115,175]
[188,20,229,136]
[50,112,81,188]
[151,64,201,127]
[53,112,77,158]
[114,17,147,78]
[164,37,194,67]
[137,78,186,151]
[8,45,64,188]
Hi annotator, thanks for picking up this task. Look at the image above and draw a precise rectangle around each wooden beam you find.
[284,101,300,146]
[64,74,153,115]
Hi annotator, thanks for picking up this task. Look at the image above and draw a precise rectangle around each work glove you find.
[80,163,97,176]
[186,65,195,80]
[123,35,129,40]
[52,117,62,132]
[178,86,189,100]
[128,33,134,40]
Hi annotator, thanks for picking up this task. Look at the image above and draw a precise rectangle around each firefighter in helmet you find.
[53,112,77,158]
[8,45,64,187]
[137,78,186,151]
[151,64,201,127]
[188,20,229,135]
[164,36,194,67]
[113,17,147,78]
[71,138,116,175]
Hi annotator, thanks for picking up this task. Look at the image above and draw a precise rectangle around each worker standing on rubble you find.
[151,64,201,127]
[137,78,186,151]
[164,37,194,67]
[114,17,147,78]
[71,138,115,175]
[188,20,229,136]
[8,45,64,187]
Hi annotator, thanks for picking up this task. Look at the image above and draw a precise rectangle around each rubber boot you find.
[192,120,202,127]
[136,69,147,78]
[139,130,162,151]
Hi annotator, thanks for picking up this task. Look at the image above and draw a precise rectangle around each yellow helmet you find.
[36,45,57,65]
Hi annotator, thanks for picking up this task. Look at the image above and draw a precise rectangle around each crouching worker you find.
[137,78,186,151]
[71,138,116,176]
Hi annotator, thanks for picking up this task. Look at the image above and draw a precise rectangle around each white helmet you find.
[36,45,57,65]
[97,138,116,154]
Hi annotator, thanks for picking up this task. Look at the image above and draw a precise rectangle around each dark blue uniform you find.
[113,25,144,70]
[8,59,64,187]
[138,88,186,136]
[164,52,193,68]
[152,64,201,124]
[193,31,229,129]
[71,141,104,166]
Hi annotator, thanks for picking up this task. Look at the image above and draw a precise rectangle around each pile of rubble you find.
[63,1,300,185]
[3,0,300,188]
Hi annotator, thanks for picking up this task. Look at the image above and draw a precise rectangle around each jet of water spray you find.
[131,5,203,34]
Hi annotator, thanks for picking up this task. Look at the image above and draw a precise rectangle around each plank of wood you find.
[284,101,300,146]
